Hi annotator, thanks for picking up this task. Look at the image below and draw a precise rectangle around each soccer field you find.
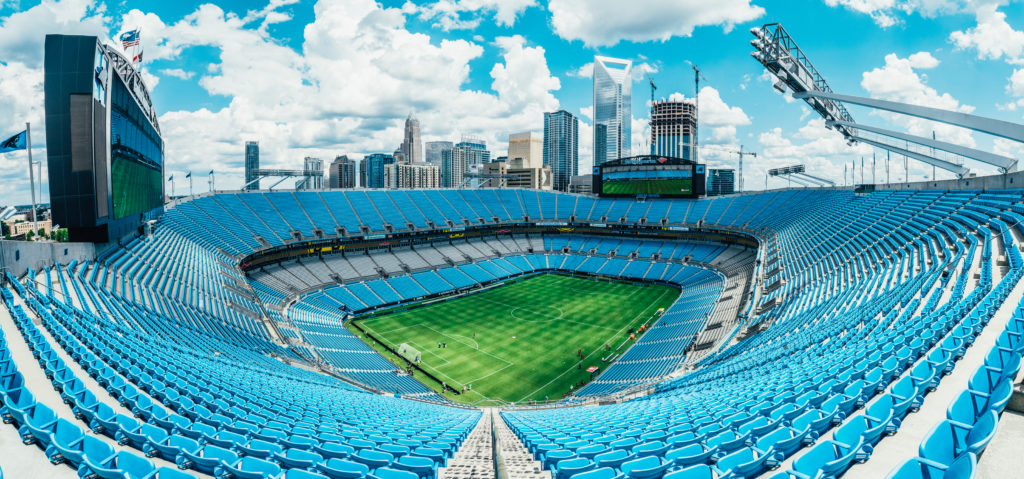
[349,273,679,405]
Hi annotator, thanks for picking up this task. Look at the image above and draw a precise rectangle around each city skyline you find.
[3,1,1024,203]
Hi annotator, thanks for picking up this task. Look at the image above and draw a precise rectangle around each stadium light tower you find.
[768,164,835,188]
[750,23,1020,178]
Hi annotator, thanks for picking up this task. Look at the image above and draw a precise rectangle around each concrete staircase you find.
[439,411,495,479]
[493,410,550,479]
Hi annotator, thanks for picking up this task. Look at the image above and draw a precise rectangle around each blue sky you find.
[2,0,1024,204]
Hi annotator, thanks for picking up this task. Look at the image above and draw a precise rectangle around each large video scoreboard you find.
[44,35,165,243]
[593,155,706,198]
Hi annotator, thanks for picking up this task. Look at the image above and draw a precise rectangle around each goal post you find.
[397,343,421,363]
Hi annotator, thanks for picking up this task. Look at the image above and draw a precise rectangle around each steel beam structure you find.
[752,22,1024,179]
[797,172,834,186]
[796,90,1024,144]
[242,169,320,190]
[828,120,1017,172]
[850,135,969,177]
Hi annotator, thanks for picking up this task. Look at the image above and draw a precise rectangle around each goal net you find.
[397,343,421,363]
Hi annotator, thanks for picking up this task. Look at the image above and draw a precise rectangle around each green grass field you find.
[602,179,692,195]
[348,274,679,405]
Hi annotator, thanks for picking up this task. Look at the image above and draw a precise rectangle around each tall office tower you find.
[593,56,632,165]
[441,149,464,188]
[358,158,368,188]
[707,168,736,196]
[424,141,452,165]
[442,137,490,187]
[650,99,697,160]
[328,156,356,188]
[364,153,396,188]
[400,113,422,164]
[543,110,579,192]
[245,141,260,191]
[383,163,440,188]
[508,132,543,169]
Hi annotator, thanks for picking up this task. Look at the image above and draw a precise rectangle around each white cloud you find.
[160,68,194,80]
[949,3,1024,63]
[665,87,751,139]
[0,0,109,68]
[907,51,939,69]
[1000,68,1024,111]
[411,0,537,30]
[153,0,560,187]
[567,62,592,78]
[579,106,593,121]
[1010,68,1024,97]
[860,52,976,146]
[548,0,764,47]
[631,62,659,81]
[489,35,561,110]
[824,0,964,28]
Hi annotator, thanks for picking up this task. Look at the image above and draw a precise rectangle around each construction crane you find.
[686,61,707,164]
[701,144,758,191]
[647,73,657,104]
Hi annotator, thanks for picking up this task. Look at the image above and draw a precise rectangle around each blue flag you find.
[0,130,26,153]
[168,174,174,181]
[185,171,191,179]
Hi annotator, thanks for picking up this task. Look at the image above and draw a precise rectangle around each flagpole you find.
[26,122,37,241]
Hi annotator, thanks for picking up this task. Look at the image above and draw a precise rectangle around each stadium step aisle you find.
[438,411,494,479]
[491,410,550,479]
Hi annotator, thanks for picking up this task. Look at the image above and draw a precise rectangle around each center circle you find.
[509,305,565,322]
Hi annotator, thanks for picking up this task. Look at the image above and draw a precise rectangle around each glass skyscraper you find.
[364,153,396,188]
[593,56,632,165]
[543,110,578,192]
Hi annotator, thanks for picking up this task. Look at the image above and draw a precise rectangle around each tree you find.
[25,230,34,241]
[37,228,47,240]
[0,222,8,237]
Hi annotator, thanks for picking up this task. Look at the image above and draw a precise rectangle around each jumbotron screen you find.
[109,73,164,219]
[594,156,705,198]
